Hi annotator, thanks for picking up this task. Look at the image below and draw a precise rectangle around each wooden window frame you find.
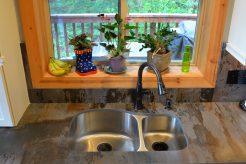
[18,0,228,89]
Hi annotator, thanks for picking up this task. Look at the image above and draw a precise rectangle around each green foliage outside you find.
[49,0,199,14]
[49,0,118,14]
[128,0,199,14]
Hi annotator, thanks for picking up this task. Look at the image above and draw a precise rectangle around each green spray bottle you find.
[181,45,192,73]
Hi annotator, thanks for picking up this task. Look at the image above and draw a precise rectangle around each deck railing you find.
[50,13,197,59]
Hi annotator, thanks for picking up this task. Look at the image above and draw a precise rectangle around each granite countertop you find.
[0,102,246,164]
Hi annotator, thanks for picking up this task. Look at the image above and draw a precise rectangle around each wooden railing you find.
[50,13,197,58]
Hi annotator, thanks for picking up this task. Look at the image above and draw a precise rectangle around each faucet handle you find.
[240,100,246,111]
[164,98,172,110]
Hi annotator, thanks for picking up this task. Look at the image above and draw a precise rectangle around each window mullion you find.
[119,0,129,39]
[119,0,129,20]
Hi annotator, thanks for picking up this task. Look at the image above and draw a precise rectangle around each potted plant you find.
[138,25,177,72]
[98,14,136,73]
[69,33,97,76]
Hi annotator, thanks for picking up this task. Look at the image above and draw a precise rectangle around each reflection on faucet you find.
[134,62,167,111]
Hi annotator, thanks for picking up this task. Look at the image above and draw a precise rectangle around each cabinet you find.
[0,0,29,127]
[0,60,14,127]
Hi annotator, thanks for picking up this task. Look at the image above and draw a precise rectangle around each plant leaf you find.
[102,24,116,30]
[100,43,107,48]
[106,44,115,51]
[124,24,136,30]
[115,13,123,24]
[130,30,135,36]
[105,31,112,41]
[98,27,105,33]
[109,32,117,38]
[124,36,135,41]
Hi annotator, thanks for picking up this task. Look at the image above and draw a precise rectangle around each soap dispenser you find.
[181,45,192,73]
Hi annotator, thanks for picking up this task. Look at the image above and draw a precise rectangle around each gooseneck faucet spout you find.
[134,62,167,110]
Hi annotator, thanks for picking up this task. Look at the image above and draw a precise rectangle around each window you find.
[126,0,200,63]
[49,0,118,60]
[18,0,228,88]
[49,0,200,64]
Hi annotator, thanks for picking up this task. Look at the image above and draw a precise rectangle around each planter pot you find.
[109,55,126,72]
[147,51,171,72]
[75,49,97,76]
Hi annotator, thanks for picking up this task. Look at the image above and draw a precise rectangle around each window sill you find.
[37,65,213,88]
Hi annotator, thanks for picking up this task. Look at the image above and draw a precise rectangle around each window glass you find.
[49,0,118,14]
[49,0,200,63]
[49,0,118,59]
[127,0,199,14]
[127,0,200,62]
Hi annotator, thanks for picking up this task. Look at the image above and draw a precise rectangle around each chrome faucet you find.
[134,62,167,110]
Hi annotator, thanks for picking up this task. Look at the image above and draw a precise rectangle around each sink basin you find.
[69,110,140,152]
[69,109,188,152]
[142,115,188,151]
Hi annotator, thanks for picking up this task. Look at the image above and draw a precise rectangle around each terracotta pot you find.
[147,51,171,72]
[109,55,126,72]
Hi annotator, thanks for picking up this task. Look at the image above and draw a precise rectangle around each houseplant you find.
[98,13,136,73]
[138,25,177,72]
[69,33,97,76]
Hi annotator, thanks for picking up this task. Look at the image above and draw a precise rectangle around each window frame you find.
[49,0,200,62]
[18,0,228,89]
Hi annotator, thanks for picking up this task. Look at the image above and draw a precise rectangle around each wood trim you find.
[196,0,229,86]
[37,66,212,89]
[203,0,228,86]
[18,0,43,86]
[18,0,228,89]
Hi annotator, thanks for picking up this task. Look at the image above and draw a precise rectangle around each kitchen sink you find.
[69,110,140,152]
[69,109,188,152]
[142,116,188,151]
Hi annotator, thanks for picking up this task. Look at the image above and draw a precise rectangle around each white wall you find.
[227,0,246,65]
[0,0,29,125]
[223,0,235,42]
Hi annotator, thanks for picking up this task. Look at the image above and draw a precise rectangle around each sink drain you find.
[152,142,169,151]
[97,143,112,152]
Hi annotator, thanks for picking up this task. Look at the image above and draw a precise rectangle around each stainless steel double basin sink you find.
[69,109,188,152]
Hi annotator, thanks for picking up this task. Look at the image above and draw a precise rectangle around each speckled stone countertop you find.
[1,102,246,164]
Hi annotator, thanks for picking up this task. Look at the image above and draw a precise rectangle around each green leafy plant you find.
[69,33,97,50]
[98,13,137,58]
[138,25,177,54]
